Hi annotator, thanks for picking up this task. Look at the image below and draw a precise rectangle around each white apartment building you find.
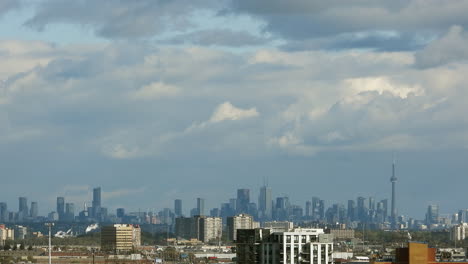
[201,217,222,243]
[237,228,334,264]
[451,223,468,241]
[227,214,258,241]
[0,226,14,246]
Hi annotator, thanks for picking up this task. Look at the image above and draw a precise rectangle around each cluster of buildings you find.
[2,162,468,234]
[0,224,30,246]
[0,187,106,223]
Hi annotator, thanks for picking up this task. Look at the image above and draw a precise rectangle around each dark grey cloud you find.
[24,0,220,39]
[0,0,20,17]
[227,0,468,50]
[282,31,432,52]
[162,29,269,47]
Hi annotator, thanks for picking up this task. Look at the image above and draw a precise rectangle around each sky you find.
[1,0,468,219]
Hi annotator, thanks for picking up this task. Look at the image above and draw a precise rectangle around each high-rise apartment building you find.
[175,215,222,243]
[236,228,333,264]
[237,189,250,214]
[227,214,256,241]
[175,199,182,217]
[101,224,141,252]
[0,225,14,246]
[451,223,468,241]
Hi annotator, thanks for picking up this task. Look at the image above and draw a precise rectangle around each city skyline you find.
[1,1,468,221]
[0,158,463,223]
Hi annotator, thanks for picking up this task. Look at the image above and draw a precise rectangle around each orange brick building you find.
[374,242,467,264]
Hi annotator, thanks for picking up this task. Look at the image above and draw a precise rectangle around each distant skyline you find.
[1,1,468,219]
[1,151,468,220]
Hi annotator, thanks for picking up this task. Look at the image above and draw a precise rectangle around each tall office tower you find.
[174,199,183,217]
[347,200,356,221]
[305,201,312,218]
[425,204,439,225]
[30,202,38,218]
[311,197,320,220]
[357,197,367,222]
[368,197,375,211]
[116,208,125,218]
[318,200,325,220]
[92,187,102,218]
[381,199,388,221]
[18,197,28,219]
[197,198,205,216]
[0,202,7,222]
[236,189,250,214]
[220,203,231,220]
[458,209,468,223]
[229,199,237,215]
[210,208,220,217]
[65,203,75,221]
[57,197,65,220]
[275,197,290,221]
[390,159,398,228]
[258,185,272,220]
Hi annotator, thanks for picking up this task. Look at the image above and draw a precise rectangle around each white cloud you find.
[209,101,259,123]
[343,76,424,99]
[131,81,180,100]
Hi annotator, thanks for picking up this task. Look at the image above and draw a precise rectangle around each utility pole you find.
[45,223,54,264]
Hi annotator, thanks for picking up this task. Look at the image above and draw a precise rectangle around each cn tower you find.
[390,158,397,229]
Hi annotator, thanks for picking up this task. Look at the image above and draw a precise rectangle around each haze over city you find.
[1,0,468,219]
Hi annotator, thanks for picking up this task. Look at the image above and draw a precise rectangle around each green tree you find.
[3,243,11,251]
[19,242,25,250]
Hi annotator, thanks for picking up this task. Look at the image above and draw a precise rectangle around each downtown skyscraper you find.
[258,185,272,220]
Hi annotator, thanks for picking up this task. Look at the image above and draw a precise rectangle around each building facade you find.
[175,215,222,243]
[101,224,141,252]
[227,214,256,241]
[236,228,334,264]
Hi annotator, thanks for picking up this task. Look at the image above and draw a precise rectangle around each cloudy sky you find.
[1,0,468,218]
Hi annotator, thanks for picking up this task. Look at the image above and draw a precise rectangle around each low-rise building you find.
[263,221,294,232]
[325,229,355,240]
